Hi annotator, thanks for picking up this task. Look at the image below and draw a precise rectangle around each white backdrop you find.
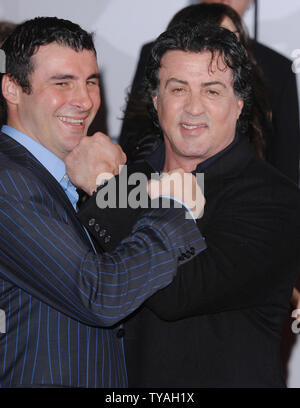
[0,0,300,387]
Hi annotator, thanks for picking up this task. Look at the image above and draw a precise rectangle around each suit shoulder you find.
[0,153,45,196]
[251,40,292,72]
[0,151,26,173]
[243,154,300,201]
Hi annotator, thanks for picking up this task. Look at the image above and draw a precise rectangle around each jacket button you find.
[116,328,125,338]
[99,229,106,237]
[104,235,111,243]
[88,218,95,227]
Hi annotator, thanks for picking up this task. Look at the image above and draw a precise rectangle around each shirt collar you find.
[146,133,240,174]
[1,124,66,184]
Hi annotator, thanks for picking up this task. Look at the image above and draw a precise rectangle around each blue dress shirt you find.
[1,125,78,210]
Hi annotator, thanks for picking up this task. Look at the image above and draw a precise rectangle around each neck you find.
[7,117,31,140]
[163,154,202,173]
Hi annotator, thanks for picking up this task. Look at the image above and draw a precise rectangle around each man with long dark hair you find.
[74,22,300,387]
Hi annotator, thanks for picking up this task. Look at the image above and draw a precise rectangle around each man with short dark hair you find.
[74,23,300,387]
[0,17,205,388]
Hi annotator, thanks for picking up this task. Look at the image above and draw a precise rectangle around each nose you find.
[184,92,205,117]
[70,83,94,112]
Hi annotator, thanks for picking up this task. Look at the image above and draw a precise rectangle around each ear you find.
[236,98,244,119]
[2,74,21,105]
[152,94,158,111]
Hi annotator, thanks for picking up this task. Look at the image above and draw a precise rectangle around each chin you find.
[181,146,207,158]
[63,137,82,152]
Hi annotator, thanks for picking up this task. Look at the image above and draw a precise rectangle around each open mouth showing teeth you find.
[58,116,84,125]
[182,124,207,130]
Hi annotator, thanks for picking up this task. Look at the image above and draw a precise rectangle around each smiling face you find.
[5,42,100,160]
[153,50,244,172]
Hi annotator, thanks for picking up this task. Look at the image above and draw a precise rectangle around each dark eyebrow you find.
[165,78,227,90]
[202,81,226,89]
[87,73,101,81]
[49,73,100,81]
[165,77,188,88]
[50,74,77,81]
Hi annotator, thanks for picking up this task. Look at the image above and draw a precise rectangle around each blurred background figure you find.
[120,0,300,186]
[204,0,253,17]
[206,1,300,183]
[0,20,17,126]
[0,20,16,46]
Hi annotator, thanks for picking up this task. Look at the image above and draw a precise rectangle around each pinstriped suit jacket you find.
[0,132,205,388]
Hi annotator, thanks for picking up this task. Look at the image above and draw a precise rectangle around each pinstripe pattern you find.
[0,133,205,387]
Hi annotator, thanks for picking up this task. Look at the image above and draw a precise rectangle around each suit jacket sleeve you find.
[0,168,205,328]
[145,175,300,321]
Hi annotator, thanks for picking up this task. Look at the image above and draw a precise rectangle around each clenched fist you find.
[65,132,126,195]
[147,168,205,219]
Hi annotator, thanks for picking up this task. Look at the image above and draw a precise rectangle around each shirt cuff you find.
[159,195,196,222]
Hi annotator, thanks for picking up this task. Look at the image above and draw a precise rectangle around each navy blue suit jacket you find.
[0,132,205,387]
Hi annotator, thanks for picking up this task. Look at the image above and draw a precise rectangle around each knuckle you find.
[96,132,108,142]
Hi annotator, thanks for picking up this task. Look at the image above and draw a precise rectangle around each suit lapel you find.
[0,132,91,246]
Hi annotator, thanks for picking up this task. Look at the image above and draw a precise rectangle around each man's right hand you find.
[65,132,126,195]
[147,168,205,219]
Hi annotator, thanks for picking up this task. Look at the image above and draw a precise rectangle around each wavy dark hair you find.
[145,22,252,139]
[164,2,272,156]
[0,16,96,125]
[121,3,272,160]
